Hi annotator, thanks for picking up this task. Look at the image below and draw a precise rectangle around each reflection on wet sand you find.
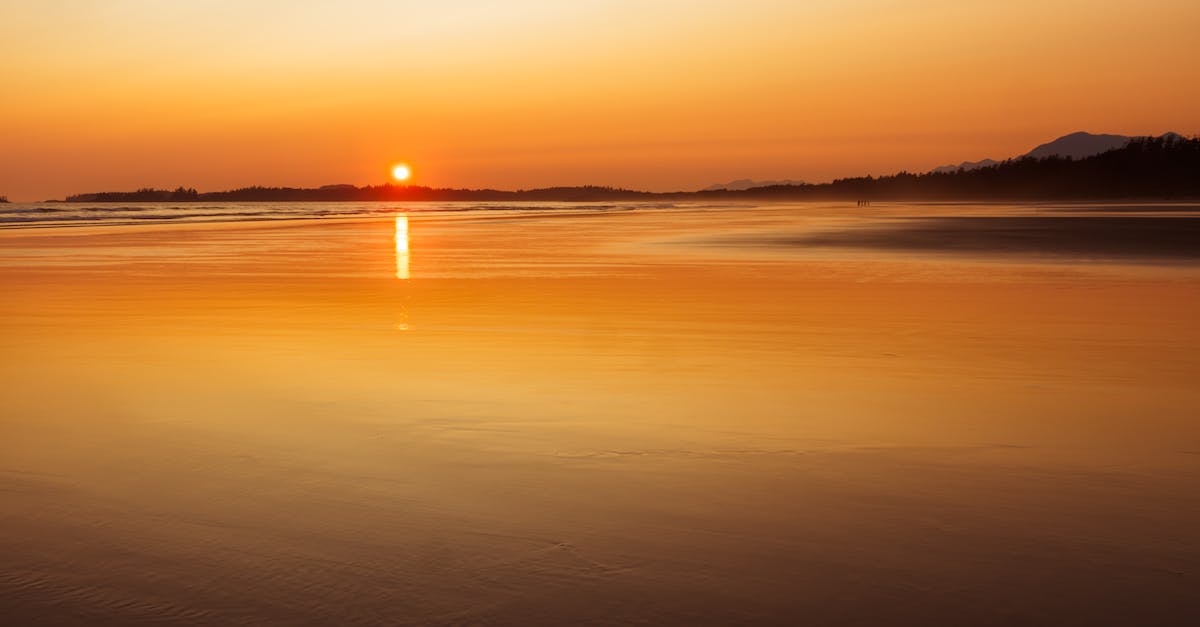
[745,214,1200,259]
[0,203,1198,626]
[395,215,410,280]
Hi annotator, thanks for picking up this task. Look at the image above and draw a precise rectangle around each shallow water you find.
[0,200,677,228]
[2,202,1199,625]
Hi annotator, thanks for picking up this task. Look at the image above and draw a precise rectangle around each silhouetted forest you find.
[705,135,1199,201]
[59,135,1199,203]
[62,184,650,203]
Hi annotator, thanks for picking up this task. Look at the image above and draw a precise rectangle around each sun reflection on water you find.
[395,215,410,280]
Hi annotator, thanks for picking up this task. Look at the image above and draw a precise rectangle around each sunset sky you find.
[2,0,1198,201]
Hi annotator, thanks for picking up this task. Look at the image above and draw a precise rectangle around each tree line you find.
[59,135,1199,203]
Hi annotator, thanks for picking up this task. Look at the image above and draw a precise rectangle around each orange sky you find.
[2,0,1198,201]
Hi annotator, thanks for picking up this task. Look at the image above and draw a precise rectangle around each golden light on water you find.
[395,215,410,280]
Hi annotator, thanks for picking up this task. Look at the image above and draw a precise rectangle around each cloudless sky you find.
[2,0,1198,200]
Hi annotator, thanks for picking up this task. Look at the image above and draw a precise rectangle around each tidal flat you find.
[2,202,1198,626]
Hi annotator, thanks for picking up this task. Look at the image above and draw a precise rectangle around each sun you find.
[391,164,412,182]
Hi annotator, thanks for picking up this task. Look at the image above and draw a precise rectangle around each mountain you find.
[931,131,1182,174]
[766,132,1162,182]
[1024,131,1135,160]
[702,178,805,191]
[931,158,1000,174]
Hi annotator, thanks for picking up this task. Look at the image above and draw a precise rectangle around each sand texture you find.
[2,203,1199,625]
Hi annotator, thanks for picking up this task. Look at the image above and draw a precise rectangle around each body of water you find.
[2,202,1198,625]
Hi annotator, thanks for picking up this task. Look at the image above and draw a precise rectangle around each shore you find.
[2,203,1199,625]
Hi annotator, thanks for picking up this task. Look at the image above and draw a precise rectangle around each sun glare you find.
[392,164,411,182]
[395,215,410,280]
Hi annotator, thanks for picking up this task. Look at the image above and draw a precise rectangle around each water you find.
[0,201,685,228]
[1,202,1199,625]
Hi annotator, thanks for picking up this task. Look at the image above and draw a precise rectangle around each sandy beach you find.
[2,202,1199,625]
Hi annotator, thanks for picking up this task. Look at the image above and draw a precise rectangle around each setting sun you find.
[1,2,1198,625]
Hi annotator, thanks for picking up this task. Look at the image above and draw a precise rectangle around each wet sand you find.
[758,215,1200,258]
[2,203,1199,625]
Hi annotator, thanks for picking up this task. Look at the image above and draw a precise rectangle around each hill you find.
[931,131,1183,174]
[57,135,1199,203]
[701,134,1198,201]
[702,178,806,191]
[931,159,1000,174]
[61,185,654,204]
[1025,131,1136,160]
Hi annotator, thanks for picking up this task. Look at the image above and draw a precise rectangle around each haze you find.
[2,0,1198,201]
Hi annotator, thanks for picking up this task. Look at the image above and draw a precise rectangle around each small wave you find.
[0,207,70,214]
[80,206,152,212]
[0,201,661,229]
[0,215,107,223]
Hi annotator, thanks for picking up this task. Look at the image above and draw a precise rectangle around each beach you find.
[2,202,1199,625]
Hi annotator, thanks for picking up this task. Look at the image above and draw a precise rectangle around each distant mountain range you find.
[930,159,1001,174]
[931,131,1183,174]
[702,178,806,191]
[704,132,1181,187]
[1025,132,1138,160]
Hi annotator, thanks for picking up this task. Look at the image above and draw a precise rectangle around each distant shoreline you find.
[34,135,1200,204]
[42,194,1200,204]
